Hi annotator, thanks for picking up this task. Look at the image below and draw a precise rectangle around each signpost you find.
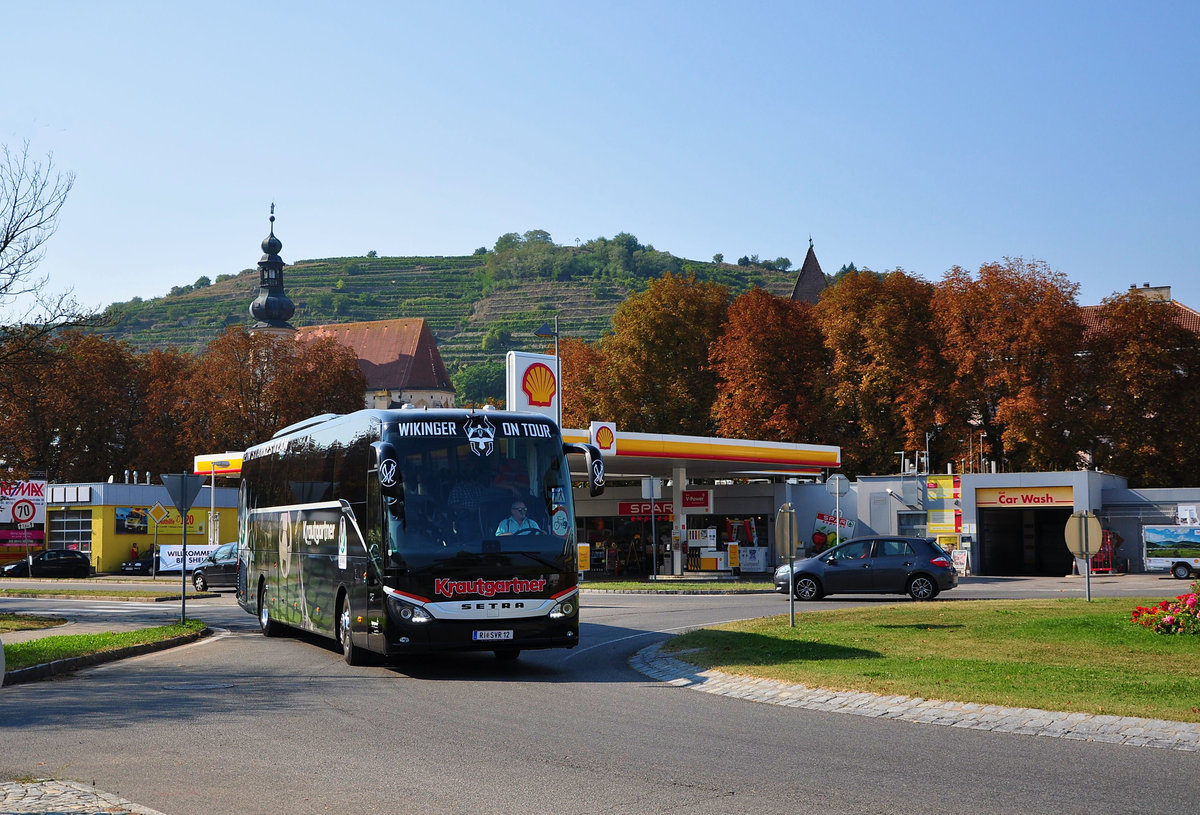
[776,502,798,627]
[642,477,661,580]
[1064,510,1103,602]
[826,474,849,548]
[161,474,205,622]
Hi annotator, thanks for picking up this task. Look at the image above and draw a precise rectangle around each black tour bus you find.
[236,407,604,664]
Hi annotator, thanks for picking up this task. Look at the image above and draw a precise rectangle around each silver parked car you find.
[774,536,957,601]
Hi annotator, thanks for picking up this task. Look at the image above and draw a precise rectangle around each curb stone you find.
[0,779,167,814]
[630,641,1200,752]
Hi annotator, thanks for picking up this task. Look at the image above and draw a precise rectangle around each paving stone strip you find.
[0,779,166,814]
[630,641,1200,752]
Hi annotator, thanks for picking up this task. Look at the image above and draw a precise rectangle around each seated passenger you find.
[495,500,542,536]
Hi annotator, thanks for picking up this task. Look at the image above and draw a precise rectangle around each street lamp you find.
[534,314,561,427]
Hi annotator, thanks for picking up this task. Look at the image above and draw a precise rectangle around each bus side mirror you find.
[564,442,605,497]
[372,442,403,504]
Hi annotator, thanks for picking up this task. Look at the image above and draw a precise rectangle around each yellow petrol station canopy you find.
[562,426,839,480]
[193,453,243,477]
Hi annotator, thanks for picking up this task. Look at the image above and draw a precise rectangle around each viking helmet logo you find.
[464,415,496,457]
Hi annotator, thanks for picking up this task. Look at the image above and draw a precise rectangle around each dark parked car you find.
[774,536,957,601]
[119,549,181,576]
[192,542,238,591]
[1,549,92,578]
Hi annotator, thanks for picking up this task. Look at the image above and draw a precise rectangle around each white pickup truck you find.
[1143,524,1200,579]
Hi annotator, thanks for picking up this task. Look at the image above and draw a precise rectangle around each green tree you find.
[493,232,523,253]
[481,326,511,351]
[452,361,505,406]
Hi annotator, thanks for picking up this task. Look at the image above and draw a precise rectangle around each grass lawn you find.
[2,618,207,672]
[661,597,1200,722]
[0,612,65,633]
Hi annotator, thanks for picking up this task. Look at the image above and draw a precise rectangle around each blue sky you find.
[3,1,1197,316]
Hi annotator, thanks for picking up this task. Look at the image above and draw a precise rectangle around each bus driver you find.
[496,501,541,536]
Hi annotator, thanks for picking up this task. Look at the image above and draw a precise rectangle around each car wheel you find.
[794,575,823,601]
[494,649,521,662]
[338,594,362,666]
[193,573,208,592]
[908,575,938,601]
[1172,563,1192,580]
[258,583,281,637]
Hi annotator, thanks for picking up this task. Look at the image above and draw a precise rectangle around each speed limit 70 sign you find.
[0,480,47,525]
[11,499,36,524]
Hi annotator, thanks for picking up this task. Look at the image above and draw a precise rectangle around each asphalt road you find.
[1,576,1195,814]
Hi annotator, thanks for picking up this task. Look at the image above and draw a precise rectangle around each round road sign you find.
[10,499,36,524]
[1064,511,1103,557]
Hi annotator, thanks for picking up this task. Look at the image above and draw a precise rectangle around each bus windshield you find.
[382,423,575,574]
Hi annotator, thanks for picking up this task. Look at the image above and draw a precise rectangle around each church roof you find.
[790,240,827,304]
[296,318,453,392]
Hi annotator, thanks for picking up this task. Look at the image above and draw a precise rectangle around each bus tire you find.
[1172,562,1193,580]
[338,593,363,666]
[258,582,281,637]
[494,649,521,662]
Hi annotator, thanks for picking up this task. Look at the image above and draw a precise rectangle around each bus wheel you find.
[494,649,520,662]
[338,595,363,666]
[258,583,281,637]
[1172,562,1193,580]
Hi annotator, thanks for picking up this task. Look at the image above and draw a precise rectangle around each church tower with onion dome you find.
[248,204,296,336]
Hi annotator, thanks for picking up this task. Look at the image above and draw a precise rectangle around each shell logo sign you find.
[590,421,617,454]
[505,351,558,422]
[521,362,557,407]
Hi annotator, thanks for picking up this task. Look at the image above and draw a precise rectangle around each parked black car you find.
[1,549,92,578]
[192,542,238,591]
[774,536,957,601]
[119,549,181,576]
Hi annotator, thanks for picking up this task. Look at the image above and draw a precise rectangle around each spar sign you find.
[0,480,46,525]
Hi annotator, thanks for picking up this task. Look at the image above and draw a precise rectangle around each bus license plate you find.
[473,630,513,641]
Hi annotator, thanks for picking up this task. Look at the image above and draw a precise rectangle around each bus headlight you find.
[549,598,576,619]
[388,595,432,624]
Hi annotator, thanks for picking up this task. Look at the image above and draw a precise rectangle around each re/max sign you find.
[0,481,45,498]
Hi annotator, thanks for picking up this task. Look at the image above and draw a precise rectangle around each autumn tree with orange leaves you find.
[559,335,606,430]
[1082,291,1200,486]
[0,328,367,481]
[815,269,947,475]
[181,328,366,455]
[564,273,730,435]
[711,288,833,444]
[933,259,1085,472]
[0,331,141,481]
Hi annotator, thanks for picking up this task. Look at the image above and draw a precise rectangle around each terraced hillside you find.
[97,252,801,371]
